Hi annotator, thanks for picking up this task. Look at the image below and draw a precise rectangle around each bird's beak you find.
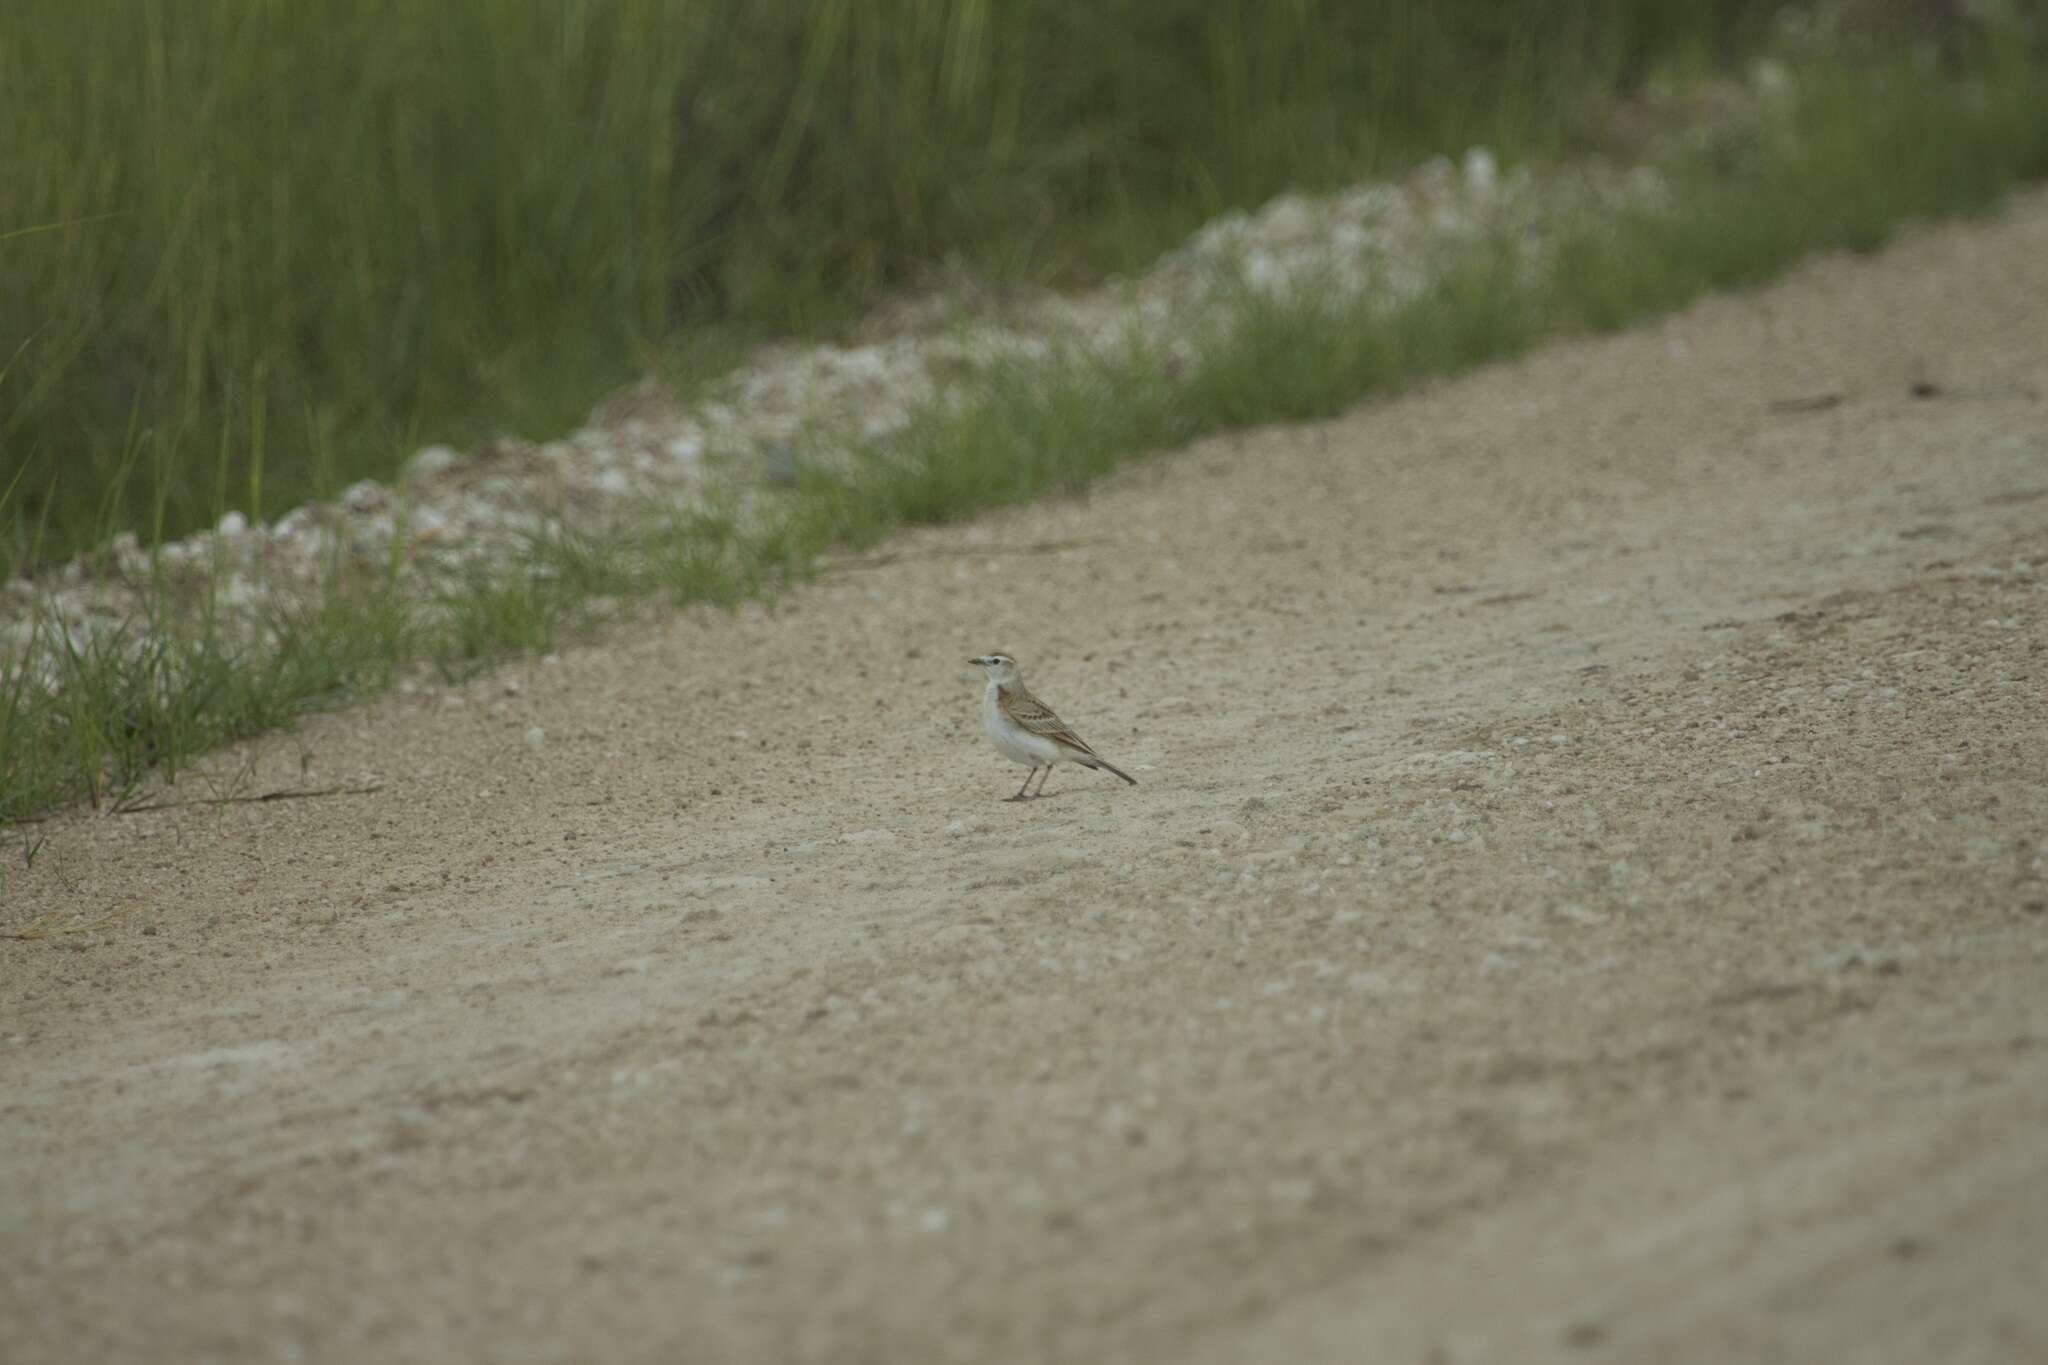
[967,657,983,666]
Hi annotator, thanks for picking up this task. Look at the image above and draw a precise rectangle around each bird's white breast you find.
[983,682,1060,766]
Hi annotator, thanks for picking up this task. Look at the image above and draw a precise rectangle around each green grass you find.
[2,0,1784,568]
[4,24,2048,824]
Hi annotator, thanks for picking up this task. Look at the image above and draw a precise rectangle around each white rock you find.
[341,479,389,512]
[1258,194,1316,244]
[217,510,248,537]
[1331,221,1374,256]
[525,726,546,750]
[1243,249,1286,294]
[406,444,460,480]
[1463,146,1498,195]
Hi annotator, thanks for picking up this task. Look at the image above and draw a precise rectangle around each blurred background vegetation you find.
[0,0,2024,566]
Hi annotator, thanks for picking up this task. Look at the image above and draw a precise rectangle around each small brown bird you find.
[968,653,1137,801]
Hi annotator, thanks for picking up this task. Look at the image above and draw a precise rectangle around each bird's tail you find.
[1086,756,1138,785]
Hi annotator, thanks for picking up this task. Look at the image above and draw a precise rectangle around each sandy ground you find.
[4,192,2046,1365]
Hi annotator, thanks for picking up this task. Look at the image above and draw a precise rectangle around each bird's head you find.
[967,653,1021,686]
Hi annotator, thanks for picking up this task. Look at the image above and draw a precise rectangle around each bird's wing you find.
[1003,690,1097,756]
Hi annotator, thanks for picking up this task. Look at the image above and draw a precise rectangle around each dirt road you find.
[5,192,2046,1365]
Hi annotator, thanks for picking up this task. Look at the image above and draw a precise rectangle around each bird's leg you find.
[1008,767,1039,801]
[1030,765,1055,798]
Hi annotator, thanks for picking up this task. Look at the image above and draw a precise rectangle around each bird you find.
[968,653,1137,801]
